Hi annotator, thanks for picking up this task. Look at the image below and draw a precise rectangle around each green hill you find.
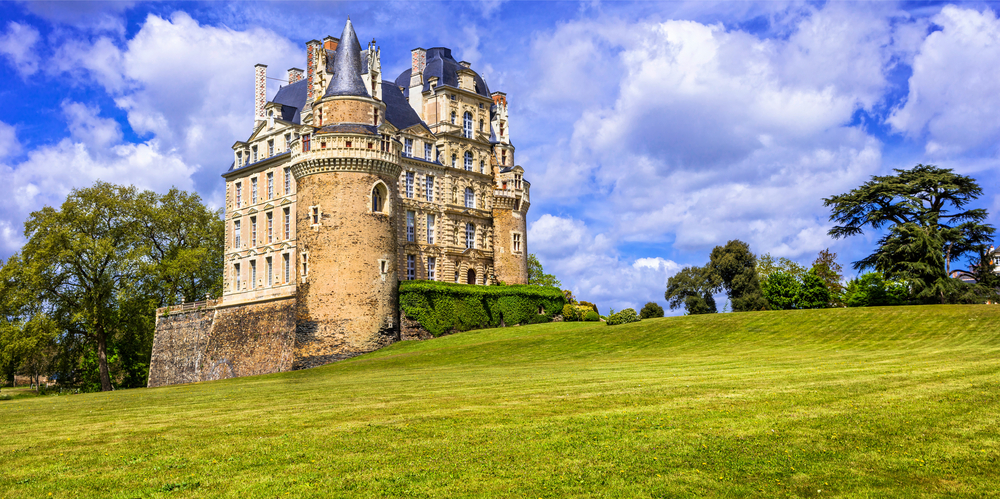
[3,305,1000,498]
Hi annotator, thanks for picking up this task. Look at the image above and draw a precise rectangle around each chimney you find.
[323,36,339,51]
[287,68,304,84]
[305,40,321,102]
[408,48,426,119]
[254,64,267,131]
[410,48,426,77]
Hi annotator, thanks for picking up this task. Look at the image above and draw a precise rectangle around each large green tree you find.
[8,182,223,391]
[709,240,768,312]
[527,254,562,288]
[824,164,995,303]
[665,265,721,315]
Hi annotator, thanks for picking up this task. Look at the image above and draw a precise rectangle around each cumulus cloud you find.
[529,214,681,313]
[888,5,1000,158]
[0,102,195,254]
[0,22,41,76]
[0,121,20,160]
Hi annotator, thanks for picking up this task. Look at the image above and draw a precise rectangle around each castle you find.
[147,19,530,387]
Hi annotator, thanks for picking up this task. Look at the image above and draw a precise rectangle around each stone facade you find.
[148,18,535,387]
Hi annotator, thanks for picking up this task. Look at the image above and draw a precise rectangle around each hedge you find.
[399,281,566,336]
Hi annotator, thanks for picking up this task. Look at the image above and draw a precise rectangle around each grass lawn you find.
[2,305,1000,498]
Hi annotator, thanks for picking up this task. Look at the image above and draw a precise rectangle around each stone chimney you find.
[254,64,267,131]
[287,68,304,84]
[408,48,426,119]
[306,40,321,102]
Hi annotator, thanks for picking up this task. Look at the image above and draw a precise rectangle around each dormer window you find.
[424,143,432,161]
[404,138,413,156]
[236,151,243,167]
[303,135,311,152]
[268,139,274,156]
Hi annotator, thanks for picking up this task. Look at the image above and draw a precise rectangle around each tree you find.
[756,253,807,283]
[761,272,800,310]
[796,270,831,309]
[843,272,908,307]
[527,254,562,288]
[14,182,223,391]
[665,265,721,315]
[824,164,995,303]
[709,240,768,311]
[811,249,845,305]
[639,302,664,319]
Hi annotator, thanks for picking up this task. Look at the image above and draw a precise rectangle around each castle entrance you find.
[467,269,476,285]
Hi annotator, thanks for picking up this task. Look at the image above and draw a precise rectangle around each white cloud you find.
[51,37,126,92]
[0,121,19,160]
[0,22,41,76]
[888,5,1000,158]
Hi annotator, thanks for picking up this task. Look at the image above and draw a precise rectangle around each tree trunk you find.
[96,333,113,391]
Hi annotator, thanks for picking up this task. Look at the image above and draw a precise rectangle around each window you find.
[464,151,473,171]
[302,253,308,278]
[451,154,457,168]
[450,94,456,101]
[234,263,241,290]
[303,135,311,152]
[268,139,274,156]
[266,257,273,286]
[311,207,319,225]
[283,208,290,239]
[234,220,241,248]
[427,257,436,280]
[236,151,243,167]
[406,211,415,242]
[372,184,385,213]
[424,143,433,161]
[455,270,460,282]
[235,182,242,207]
[404,138,413,157]
[250,260,257,288]
[427,214,435,244]
[252,145,258,162]
[480,160,485,174]
[465,187,475,208]
[515,174,522,189]
[250,216,257,244]
[266,212,273,243]
[284,167,291,193]
[466,223,475,249]
[513,233,521,253]
[251,178,258,204]
[463,112,473,138]
[283,253,290,283]
[501,151,506,165]
[451,111,456,124]
[284,133,291,151]
[267,172,274,199]
[500,123,504,137]
[405,172,414,198]
[407,255,415,280]
[479,119,484,132]
[425,175,434,202]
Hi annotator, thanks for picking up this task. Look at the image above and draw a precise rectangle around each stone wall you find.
[147,297,296,387]
[491,200,528,285]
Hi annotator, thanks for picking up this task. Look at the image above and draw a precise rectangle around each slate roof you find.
[325,19,369,98]
[317,123,379,135]
[381,80,426,132]
[394,47,491,99]
[272,79,307,124]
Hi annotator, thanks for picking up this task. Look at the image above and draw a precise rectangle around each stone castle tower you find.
[147,18,532,386]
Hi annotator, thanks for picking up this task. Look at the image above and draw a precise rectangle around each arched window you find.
[464,187,475,208]
[371,183,387,213]
[451,111,456,124]
[464,151,473,171]
[466,223,475,249]
[463,112,473,138]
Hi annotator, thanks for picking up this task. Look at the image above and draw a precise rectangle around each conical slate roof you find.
[324,19,369,98]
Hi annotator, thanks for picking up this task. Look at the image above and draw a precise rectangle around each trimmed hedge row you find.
[399,281,566,336]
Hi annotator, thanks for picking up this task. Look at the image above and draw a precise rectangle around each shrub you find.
[605,308,640,326]
[844,273,908,307]
[639,302,664,319]
[579,301,600,315]
[762,272,801,310]
[561,303,577,321]
[583,310,600,321]
[399,280,565,336]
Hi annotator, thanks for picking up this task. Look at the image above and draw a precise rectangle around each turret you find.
[289,19,401,369]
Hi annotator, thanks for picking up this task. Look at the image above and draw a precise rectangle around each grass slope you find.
[2,305,1000,498]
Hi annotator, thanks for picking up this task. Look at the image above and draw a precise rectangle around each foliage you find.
[583,310,600,321]
[5,182,223,391]
[639,302,664,319]
[761,272,801,310]
[665,265,721,315]
[843,273,909,307]
[797,270,832,309]
[825,164,995,304]
[756,253,807,283]
[399,280,564,336]
[561,304,578,321]
[709,240,768,311]
[527,254,562,288]
[578,301,599,315]
[605,308,640,326]
[812,249,846,306]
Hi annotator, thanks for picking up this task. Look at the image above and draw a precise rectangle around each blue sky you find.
[2,1,1000,313]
